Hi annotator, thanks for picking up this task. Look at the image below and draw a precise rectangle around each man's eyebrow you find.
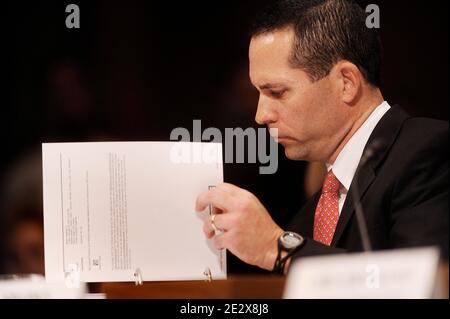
[259,83,285,90]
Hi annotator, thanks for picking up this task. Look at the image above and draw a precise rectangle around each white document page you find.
[42,142,226,283]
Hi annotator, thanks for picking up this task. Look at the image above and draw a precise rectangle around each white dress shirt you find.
[327,101,391,215]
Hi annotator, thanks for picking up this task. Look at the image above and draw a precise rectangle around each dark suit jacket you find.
[289,106,449,261]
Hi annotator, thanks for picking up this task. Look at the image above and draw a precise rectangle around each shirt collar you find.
[327,101,391,191]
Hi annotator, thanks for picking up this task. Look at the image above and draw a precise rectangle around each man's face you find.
[249,27,352,163]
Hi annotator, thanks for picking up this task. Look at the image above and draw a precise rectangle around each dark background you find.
[1,0,448,275]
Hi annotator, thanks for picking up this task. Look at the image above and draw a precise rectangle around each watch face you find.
[281,232,303,250]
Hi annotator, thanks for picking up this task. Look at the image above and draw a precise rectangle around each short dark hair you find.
[250,0,381,87]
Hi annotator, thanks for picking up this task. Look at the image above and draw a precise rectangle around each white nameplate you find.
[284,247,440,299]
[0,275,86,299]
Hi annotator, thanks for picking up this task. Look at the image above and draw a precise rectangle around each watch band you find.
[273,234,306,274]
[273,249,297,274]
[273,240,284,274]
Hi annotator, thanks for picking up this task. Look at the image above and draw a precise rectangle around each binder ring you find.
[134,268,143,286]
[203,267,212,282]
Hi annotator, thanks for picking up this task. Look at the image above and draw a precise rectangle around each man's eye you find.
[269,90,285,98]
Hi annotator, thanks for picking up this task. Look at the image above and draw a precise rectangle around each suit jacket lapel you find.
[304,192,321,237]
[289,191,321,237]
[330,105,410,247]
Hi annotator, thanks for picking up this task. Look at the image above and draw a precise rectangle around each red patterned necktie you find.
[313,170,341,246]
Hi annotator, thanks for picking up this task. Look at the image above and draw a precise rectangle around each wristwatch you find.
[273,231,306,274]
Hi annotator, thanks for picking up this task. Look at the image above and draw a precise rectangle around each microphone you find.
[352,139,386,252]
[359,139,385,167]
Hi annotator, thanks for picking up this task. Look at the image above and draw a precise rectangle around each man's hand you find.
[195,183,284,271]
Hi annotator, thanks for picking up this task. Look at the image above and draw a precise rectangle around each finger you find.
[219,183,256,207]
[203,222,215,239]
[211,206,222,215]
[195,187,233,212]
[203,213,231,236]
[213,231,229,250]
[213,212,237,232]
[218,183,244,196]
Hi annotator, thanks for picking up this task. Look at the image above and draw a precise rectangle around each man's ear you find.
[333,61,362,104]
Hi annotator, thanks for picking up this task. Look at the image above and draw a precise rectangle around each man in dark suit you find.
[289,105,449,259]
[195,0,448,274]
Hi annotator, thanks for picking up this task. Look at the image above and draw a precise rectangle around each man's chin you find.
[283,145,306,161]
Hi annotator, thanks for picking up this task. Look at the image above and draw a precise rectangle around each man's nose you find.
[255,96,277,125]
